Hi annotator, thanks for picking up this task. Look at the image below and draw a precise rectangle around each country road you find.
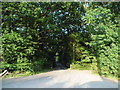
[2,70,119,88]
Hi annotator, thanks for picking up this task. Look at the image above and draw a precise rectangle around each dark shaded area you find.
[54,61,67,70]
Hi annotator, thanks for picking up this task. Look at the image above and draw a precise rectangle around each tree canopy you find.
[1,2,119,77]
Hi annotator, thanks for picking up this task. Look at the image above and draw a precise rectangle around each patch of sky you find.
[59,10,61,13]
[65,12,69,15]
[76,7,80,11]
[86,23,89,26]
[13,14,18,17]
[83,26,85,29]
[70,25,74,29]
[16,27,26,31]
[84,30,89,32]
[52,11,56,15]
[103,3,110,7]
[16,28,19,30]
[86,2,89,7]
[37,29,40,31]
[94,15,99,18]
[62,29,68,34]
[59,14,63,17]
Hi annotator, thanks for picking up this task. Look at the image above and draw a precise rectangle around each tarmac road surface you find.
[2,70,119,88]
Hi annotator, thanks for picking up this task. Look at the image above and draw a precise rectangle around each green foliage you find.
[2,32,34,71]
[31,57,48,72]
[70,61,92,70]
[82,6,119,77]
[70,45,96,70]
[1,2,119,78]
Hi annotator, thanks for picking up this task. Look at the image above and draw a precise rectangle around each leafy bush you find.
[30,57,49,72]
[70,61,92,70]
[83,6,119,77]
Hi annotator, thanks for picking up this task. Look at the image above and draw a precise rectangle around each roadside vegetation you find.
[1,2,119,79]
[3,69,53,78]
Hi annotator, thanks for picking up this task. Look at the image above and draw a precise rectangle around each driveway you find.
[2,70,119,88]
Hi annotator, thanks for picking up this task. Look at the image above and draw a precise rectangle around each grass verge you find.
[91,70,119,82]
[2,69,53,78]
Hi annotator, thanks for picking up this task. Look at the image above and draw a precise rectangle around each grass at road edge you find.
[2,69,53,79]
[91,70,119,82]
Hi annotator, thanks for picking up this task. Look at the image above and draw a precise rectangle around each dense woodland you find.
[1,2,119,77]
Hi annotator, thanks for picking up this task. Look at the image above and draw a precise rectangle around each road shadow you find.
[73,76,119,88]
[74,81,118,88]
